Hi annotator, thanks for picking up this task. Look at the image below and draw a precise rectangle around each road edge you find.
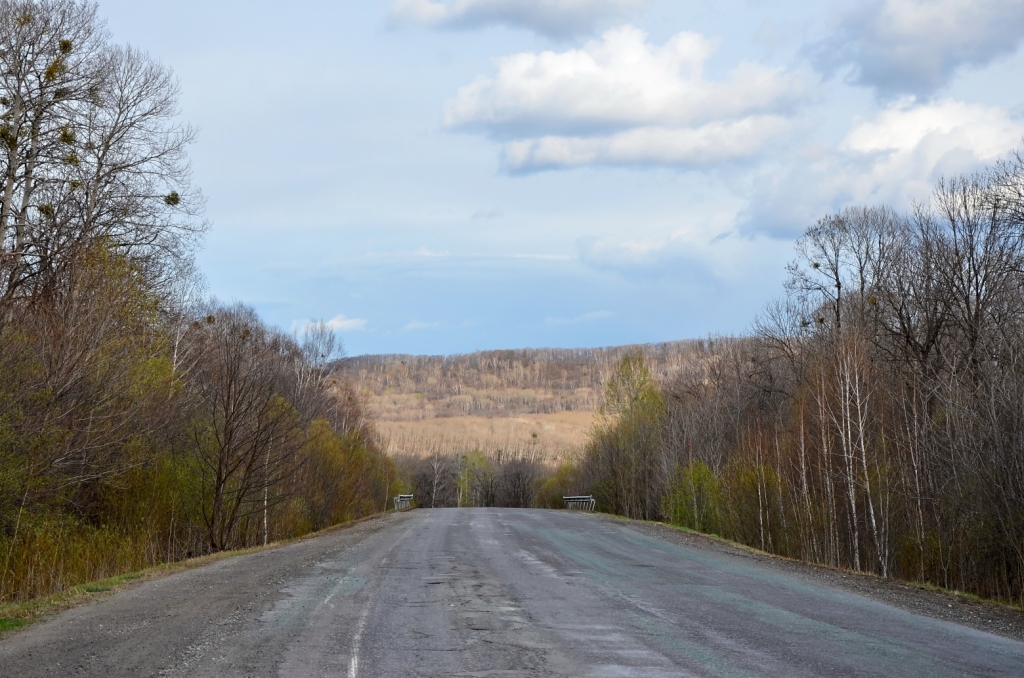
[0,510,405,639]
[593,511,1024,642]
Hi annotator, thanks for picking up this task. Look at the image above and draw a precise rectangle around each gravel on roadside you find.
[598,513,1024,642]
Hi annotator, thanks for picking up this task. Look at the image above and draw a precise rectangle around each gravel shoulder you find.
[604,513,1024,642]
[0,511,415,677]
[0,511,403,640]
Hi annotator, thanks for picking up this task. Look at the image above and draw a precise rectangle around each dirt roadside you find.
[0,510,404,639]
[602,513,1024,642]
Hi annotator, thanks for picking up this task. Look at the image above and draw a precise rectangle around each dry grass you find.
[342,349,629,462]
[364,387,600,421]
[0,549,256,636]
[378,411,594,460]
[0,513,390,637]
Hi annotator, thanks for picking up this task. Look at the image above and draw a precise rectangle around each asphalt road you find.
[2,508,1024,677]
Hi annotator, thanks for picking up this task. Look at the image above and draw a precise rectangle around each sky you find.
[99,0,1024,356]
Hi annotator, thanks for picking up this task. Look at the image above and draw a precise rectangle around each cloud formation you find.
[324,313,368,332]
[389,0,650,36]
[291,314,368,337]
[742,98,1024,236]
[445,26,802,171]
[503,118,791,170]
[842,98,1023,183]
[813,0,1024,97]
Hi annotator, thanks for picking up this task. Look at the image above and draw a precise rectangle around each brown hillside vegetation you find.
[377,412,596,458]
[334,342,697,457]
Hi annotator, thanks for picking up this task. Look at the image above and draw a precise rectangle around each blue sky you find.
[100,0,1024,355]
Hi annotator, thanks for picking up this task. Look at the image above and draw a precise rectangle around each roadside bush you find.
[663,461,721,535]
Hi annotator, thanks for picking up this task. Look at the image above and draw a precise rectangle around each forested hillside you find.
[337,342,697,464]
[337,343,695,419]
[0,0,392,604]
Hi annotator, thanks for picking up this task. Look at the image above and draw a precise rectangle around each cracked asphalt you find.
[2,508,1024,677]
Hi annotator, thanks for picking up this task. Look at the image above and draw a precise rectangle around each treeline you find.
[387,430,581,510]
[580,156,1024,605]
[338,342,696,418]
[0,0,392,603]
[394,443,576,510]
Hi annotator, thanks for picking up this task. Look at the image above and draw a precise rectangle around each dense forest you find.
[0,0,393,603]
[579,158,1024,605]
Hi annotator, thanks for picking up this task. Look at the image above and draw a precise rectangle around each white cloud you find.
[325,313,368,332]
[445,26,802,171]
[389,0,650,36]
[503,117,791,170]
[840,98,1024,207]
[446,27,798,133]
[291,314,367,336]
[742,98,1024,235]
[813,0,1024,96]
[843,99,1022,157]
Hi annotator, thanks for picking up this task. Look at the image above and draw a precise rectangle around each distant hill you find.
[334,341,697,458]
[336,341,696,419]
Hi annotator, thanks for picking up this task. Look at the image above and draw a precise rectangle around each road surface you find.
[2,508,1023,677]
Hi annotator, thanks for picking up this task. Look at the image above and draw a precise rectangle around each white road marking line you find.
[347,589,372,678]
[347,556,391,678]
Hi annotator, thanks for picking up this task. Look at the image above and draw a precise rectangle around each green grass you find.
[81,583,112,593]
[0,618,28,631]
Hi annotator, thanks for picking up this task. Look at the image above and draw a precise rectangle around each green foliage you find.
[0,618,27,631]
[584,351,665,519]
[43,56,66,83]
[601,350,665,422]
[536,461,581,509]
[664,461,721,534]
[298,419,390,529]
[456,449,492,507]
[0,279,389,601]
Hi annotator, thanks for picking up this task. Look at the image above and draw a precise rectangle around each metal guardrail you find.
[393,494,414,510]
[563,495,595,511]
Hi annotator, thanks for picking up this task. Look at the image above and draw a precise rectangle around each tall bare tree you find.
[0,0,202,307]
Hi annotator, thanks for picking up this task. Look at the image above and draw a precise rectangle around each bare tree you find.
[0,1,203,308]
[185,304,306,551]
